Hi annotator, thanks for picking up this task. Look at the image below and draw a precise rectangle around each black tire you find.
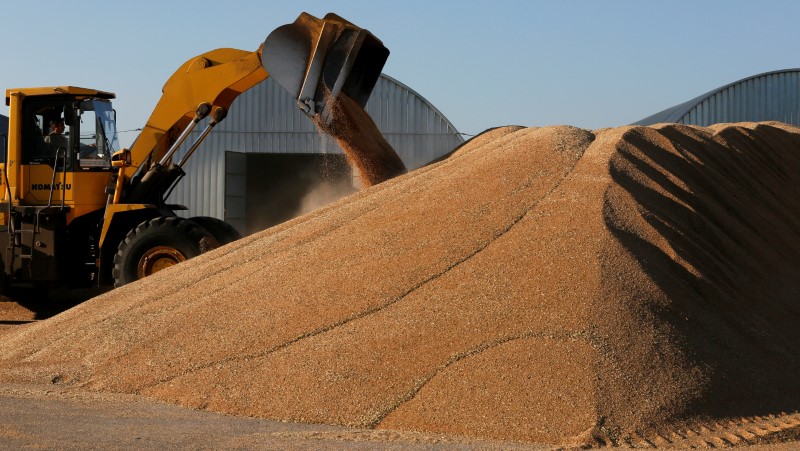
[188,216,242,245]
[112,216,216,288]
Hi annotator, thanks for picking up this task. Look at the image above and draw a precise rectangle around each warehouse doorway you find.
[237,153,356,234]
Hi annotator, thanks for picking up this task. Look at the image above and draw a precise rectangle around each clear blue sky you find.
[1,0,799,146]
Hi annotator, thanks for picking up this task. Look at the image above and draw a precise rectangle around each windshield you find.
[92,99,120,152]
[77,99,118,168]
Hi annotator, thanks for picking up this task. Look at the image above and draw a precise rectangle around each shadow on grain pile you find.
[0,122,799,447]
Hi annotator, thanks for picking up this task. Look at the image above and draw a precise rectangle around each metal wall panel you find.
[636,69,800,127]
[677,70,800,126]
[168,74,463,221]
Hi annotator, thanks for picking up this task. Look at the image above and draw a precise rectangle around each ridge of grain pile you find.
[1,122,800,447]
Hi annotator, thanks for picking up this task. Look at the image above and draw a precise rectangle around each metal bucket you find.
[261,13,389,123]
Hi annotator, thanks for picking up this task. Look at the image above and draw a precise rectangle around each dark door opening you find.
[242,153,356,234]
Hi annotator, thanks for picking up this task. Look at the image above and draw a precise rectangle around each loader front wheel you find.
[112,217,215,288]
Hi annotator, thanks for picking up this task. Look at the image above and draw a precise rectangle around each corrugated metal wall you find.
[681,71,800,126]
[635,69,800,126]
[167,74,463,220]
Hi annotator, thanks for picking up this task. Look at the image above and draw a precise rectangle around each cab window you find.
[76,99,113,169]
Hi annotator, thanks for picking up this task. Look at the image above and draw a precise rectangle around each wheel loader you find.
[0,12,391,292]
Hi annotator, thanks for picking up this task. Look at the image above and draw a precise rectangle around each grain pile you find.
[0,300,35,336]
[1,122,800,447]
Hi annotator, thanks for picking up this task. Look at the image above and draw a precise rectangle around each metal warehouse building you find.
[166,74,463,234]
[635,69,800,126]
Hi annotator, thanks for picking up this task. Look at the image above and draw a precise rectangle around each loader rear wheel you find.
[112,216,215,288]
[188,216,241,245]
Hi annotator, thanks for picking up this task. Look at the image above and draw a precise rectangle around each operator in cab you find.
[44,116,69,155]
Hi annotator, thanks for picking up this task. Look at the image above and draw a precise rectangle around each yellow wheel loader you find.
[0,13,390,291]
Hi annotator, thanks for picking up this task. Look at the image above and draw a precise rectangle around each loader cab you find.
[12,89,119,214]
[22,96,117,171]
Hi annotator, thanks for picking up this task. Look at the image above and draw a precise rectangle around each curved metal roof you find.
[635,69,800,126]
[375,73,460,138]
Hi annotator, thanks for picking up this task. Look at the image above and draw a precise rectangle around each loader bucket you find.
[262,12,389,124]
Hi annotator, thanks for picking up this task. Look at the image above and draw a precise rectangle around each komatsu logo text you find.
[31,183,72,190]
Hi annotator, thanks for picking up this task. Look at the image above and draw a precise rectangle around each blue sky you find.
[1,0,799,146]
